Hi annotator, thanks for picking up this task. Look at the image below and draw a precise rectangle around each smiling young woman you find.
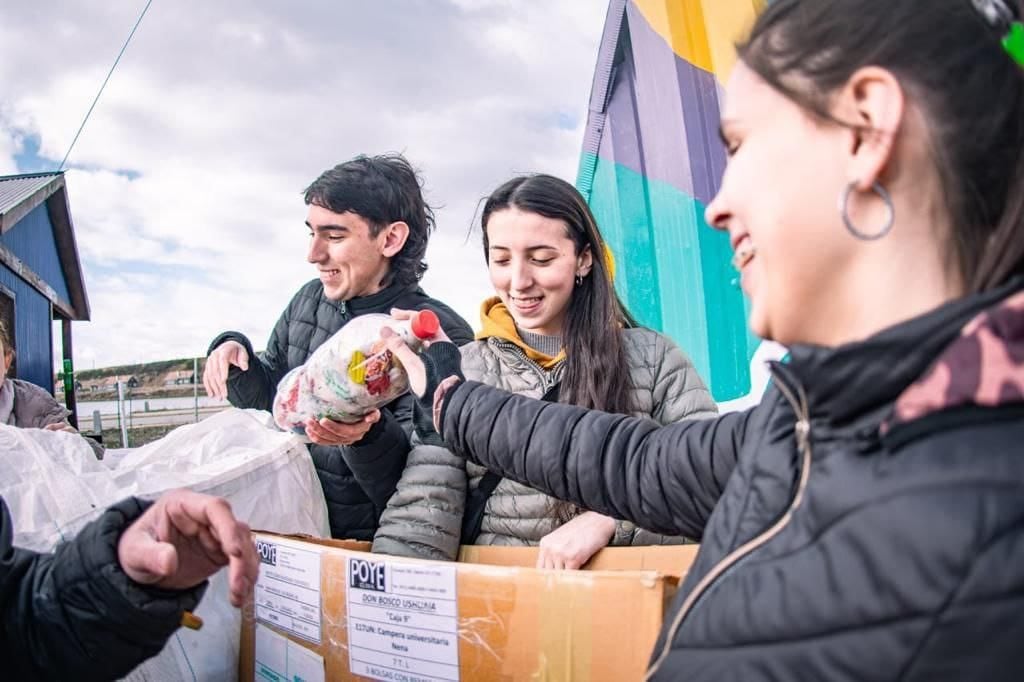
[373,174,717,570]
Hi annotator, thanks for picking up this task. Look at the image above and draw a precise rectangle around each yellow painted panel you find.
[632,0,766,79]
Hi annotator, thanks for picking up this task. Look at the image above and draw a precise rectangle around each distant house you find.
[99,375,138,391]
[163,370,195,386]
[80,379,104,393]
[0,172,90,397]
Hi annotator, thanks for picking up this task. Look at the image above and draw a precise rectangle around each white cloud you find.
[1,0,605,367]
[0,129,20,175]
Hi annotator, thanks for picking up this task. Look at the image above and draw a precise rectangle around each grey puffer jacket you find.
[6,379,105,459]
[372,327,717,560]
[7,379,70,428]
[209,279,473,540]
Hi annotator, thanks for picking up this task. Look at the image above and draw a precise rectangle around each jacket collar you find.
[335,281,421,316]
[476,297,565,370]
[780,277,1024,427]
[885,285,1024,433]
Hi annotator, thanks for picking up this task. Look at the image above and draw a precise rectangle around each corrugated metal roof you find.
[0,172,62,216]
[578,0,626,200]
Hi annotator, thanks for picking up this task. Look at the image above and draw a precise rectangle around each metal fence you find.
[72,378,229,449]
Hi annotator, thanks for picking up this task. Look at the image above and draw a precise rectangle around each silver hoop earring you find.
[575,274,583,287]
[839,181,895,241]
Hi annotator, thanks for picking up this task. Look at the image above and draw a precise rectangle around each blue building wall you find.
[0,265,53,391]
[0,202,72,305]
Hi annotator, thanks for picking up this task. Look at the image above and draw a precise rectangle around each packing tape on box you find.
[537,572,593,681]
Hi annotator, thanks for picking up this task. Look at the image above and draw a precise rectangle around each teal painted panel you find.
[692,187,754,399]
[645,168,712,385]
[582,152,757,401]
[585,154,663,331]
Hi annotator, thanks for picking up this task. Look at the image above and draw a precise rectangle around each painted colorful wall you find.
[579,0,765,402]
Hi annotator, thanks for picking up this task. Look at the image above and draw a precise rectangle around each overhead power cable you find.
[58,0,154,171]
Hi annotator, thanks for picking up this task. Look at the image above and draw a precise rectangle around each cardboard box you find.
[240,532,698,682]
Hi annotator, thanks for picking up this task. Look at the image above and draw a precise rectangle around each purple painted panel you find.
[594,3,728,205]
[586,0,628,127]
[675,53,728,205]
[600,52,643,173]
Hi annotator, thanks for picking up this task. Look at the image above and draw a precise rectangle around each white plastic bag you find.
[0,408,330,682]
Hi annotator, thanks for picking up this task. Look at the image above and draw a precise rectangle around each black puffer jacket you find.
[211,279,473,540]
[0,496,204,681]
[439,280,1024,681]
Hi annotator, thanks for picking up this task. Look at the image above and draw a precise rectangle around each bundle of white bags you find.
[0,408,329,681]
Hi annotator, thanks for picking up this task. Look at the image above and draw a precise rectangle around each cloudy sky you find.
[0,0,607,369]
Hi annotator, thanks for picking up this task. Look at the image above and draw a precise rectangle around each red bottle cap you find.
[410,310,441,339]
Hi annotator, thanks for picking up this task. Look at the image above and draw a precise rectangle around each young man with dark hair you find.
[204,153,473,540]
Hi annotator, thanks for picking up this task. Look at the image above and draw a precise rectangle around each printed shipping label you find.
[346,557,460,682]
[253,535,323,644]
[254,622,325,682]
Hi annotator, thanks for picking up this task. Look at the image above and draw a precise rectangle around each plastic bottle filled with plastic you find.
[272,310,440,434]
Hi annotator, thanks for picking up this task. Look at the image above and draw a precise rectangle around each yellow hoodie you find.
[476,297,565,370]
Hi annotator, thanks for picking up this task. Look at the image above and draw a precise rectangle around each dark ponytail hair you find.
[738,0,1024,291]
[481,174,638,415]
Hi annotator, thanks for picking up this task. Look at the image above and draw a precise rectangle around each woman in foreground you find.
[386,0,1024,679]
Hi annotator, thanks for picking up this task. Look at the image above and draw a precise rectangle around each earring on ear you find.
[839,181,895,241]
[575,273,584,287]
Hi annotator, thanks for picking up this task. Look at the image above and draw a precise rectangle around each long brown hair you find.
[481,174,639,415]
[0,319,11,358]
[482,174,640,522]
